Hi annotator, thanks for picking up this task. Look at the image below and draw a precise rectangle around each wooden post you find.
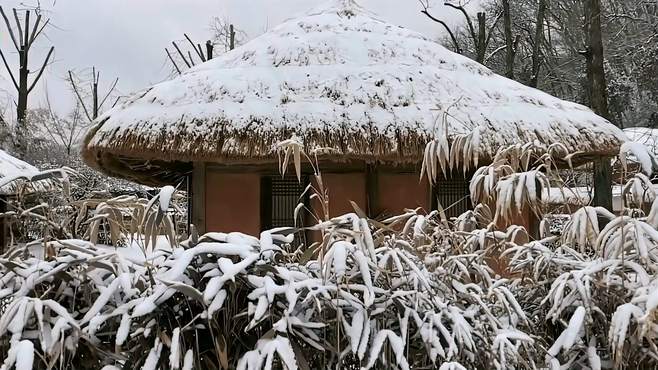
[260,176,272,231]
[593,157,613,211]
[528,178,542,239]
[229,24,235,51]
[476,12,487,63]
[206,40,214,60]
[191,162,206,235]
[365,165,378,219]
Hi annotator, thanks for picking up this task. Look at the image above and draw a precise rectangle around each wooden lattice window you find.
[432,175,472,218]
[261,176,309,243]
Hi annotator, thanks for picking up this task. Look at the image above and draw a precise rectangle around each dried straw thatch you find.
[83,0,626,185]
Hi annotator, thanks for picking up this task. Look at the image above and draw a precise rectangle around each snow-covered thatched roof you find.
[83,0,626,185]
[0,150,40,195]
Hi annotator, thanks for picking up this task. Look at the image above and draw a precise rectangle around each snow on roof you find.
[0,149,40,195]
[83,0,626,185]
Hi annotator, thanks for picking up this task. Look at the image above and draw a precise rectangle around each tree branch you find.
[28,46,54,93]
[28,13,41,46]
[420,10,462,54]
[484,11,504,51]
[12,9,24,48]
[28,18,49,48]
[0,7,20,51]
[0,47,19,90]
[444,2,478,48]
[485,44,507,63]
[98,78,119,110]
[68,70,93,122]
[23,10,30,50]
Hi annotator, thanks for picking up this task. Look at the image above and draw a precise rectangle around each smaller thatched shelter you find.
[83,0,626,235]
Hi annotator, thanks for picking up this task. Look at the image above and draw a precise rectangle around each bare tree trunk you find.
[529,0,547,88]
[92,67,99,119]
[68,68,119,123]
[17,49,28,124]
[476,12,487,63]
[584,0,611,121]
[584,0,613,212]
[15,47,29,157]
[229,24,235,50]
[502,0,515,78]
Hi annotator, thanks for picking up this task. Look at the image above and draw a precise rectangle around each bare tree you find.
[583,0,613,211]
[210,17,246,53]
[528,0,547,87]
[0,6,54,158]
[419,0,502,64]
[501,0,520,78]
[67,67,120,122]
[442,0,656,127]
[41,97,88,155]
[583,0,611,121]
[418,0,463,53]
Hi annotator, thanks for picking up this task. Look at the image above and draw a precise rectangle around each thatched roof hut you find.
[83,0,625,186]
[83,0,626,233]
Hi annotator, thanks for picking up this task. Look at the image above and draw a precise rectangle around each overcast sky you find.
[0,0,480,118]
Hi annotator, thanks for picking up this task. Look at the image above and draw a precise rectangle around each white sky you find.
[0,0,480,118]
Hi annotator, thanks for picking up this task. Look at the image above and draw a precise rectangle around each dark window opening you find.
[432,175,472,218]
[261,175,309,245]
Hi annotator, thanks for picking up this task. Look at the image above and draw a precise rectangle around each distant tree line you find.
[421,0,658,129]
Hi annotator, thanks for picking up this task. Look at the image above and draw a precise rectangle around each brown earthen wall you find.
[376,173,430,218]
[312,173,367,217]
[205,172,261,235]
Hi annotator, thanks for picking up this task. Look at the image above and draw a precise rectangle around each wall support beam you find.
[365,164,379,219]
[191,162,206,235]
[592,156,613,211]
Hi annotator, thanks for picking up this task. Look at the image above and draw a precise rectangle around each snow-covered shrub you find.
[4,139,658,369]
[0,205,538,369]
[622,173,656,212]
